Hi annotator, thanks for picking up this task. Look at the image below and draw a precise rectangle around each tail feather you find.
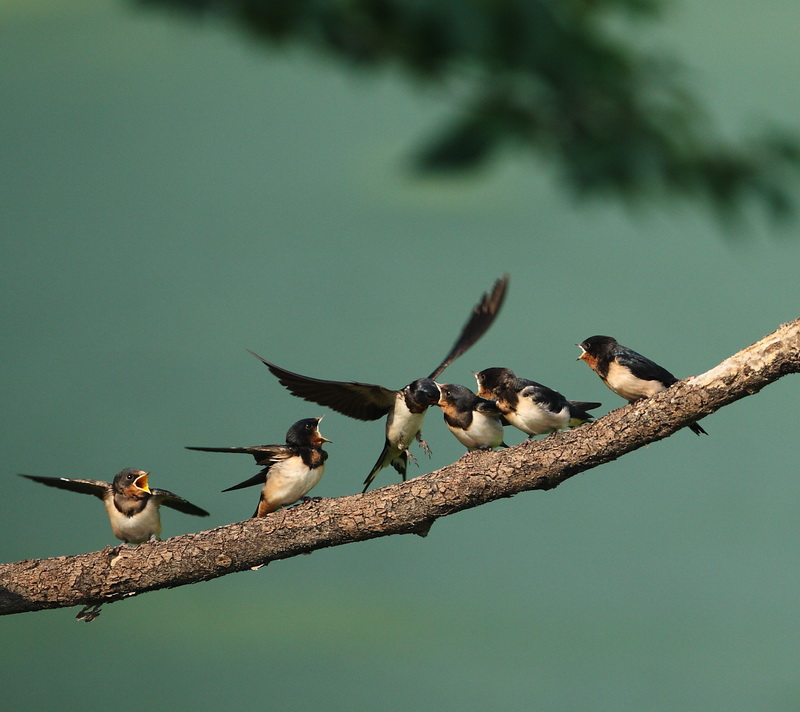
[567,400,601,426]
[689,422,708,436]
[222,470,267,492]
[569,401,602,412]
[362,441,407,493]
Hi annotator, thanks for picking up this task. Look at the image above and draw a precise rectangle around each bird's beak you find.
[576,345,587,361]
[133,471,151,494]
[315,417,332,443]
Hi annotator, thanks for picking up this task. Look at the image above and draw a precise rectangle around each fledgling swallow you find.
[435,382,507,451]
[577,335,708,436]
[248,275,509,492]
[19,468,210,544]
[186,417,331,517]
[475,367,601,437]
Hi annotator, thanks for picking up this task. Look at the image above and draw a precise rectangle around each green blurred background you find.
[2,1,799,710]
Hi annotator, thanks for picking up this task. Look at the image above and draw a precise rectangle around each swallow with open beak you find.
[187,417,331,517]
[577,335,708,435]
[435,382,507,451]
[248,275,509,492]
[20,468,210,544]
[475,367,601,437]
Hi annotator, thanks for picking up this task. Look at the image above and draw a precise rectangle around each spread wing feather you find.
[428,275,509,380]
[19,474,109,500]
[186,444,292,466]
[248,351,397,421]
[150,489,210,517]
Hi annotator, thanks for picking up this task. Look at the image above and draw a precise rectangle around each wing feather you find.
[248,351,396,421]
[614,348,678,385]
[186,444,292,466]
[428,274,509,380]
[150,489,210,517]
[519,383,567,415]
[19,475,109,500]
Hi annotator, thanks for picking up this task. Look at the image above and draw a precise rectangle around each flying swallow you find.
[186,417,331,517]
[475,367,601,437]
[435,382,507,451]
[19,468,209,544]
[577,335,708,435]
[248,275,509,492]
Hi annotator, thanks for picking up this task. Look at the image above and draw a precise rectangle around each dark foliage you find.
[138,0,800,222]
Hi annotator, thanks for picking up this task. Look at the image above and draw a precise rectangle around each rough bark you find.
[2,319,799,618]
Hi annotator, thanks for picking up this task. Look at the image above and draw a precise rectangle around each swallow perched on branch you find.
[187,417,331,517]
[248,275,509,491]
[435,382,507,451]
[577,335,708,436]
[19,468,209,544]
[475,367,601,437]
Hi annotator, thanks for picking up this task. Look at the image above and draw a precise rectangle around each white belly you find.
[264,458,325,508]
[506,397,570,436]
[449,412,504,450]
[386,394,426,450]
[105,498,162,544]
[606,361,665,402]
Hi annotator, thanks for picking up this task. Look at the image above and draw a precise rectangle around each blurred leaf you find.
[136,0,800,225]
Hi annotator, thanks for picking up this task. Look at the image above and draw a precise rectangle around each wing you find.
[614,347,678,386]
[248,350,397,421]
[520,384,568,414]
[474,398,503,416]
[428,274,509,380]
[185,444,287,465]
[150,489,210,517]
[19,474,109,500]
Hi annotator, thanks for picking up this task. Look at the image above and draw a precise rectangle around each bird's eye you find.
[305,423,313,430]
[126,473,134,480]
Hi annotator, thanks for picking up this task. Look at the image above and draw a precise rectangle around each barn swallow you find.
[248,275,509,492]
[475,367,601,437]
[19,468,209,544]
[186,417,331,517]
[577,335,708,435]
[435,382,507,451]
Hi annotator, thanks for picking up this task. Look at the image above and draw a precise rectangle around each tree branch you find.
[3,319,799,617]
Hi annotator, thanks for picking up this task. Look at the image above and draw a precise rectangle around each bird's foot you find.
[76,603,104,623]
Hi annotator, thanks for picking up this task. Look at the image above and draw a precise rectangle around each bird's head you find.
[286,417,331,448]
[113,468,151,499]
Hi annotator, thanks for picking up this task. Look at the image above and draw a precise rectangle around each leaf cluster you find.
[138,0,800,221]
